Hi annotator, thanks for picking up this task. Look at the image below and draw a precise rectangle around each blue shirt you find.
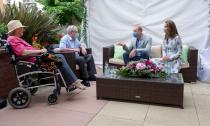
[59,34,81,49]
[125,34,152,55]
[59,34,81,56]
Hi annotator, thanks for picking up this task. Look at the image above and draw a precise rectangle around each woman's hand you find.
[162,56,171,61]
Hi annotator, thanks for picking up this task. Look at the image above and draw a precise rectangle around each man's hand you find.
[81,47,87,55]
[73,48,80,52]
[129,49,136,58]
[41,48,47,53]
[116,42,125,46]
[162,56,171,61]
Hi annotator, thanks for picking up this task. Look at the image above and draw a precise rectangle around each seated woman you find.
[161,20,182,73]
[6,20,86,90]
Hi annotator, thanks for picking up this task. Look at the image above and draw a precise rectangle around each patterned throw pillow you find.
[113,45,125,60]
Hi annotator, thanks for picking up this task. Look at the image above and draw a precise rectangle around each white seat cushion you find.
[151,58,190,69]
[181,62,190,69]
[151,45,162,58]
[109,58,125,65]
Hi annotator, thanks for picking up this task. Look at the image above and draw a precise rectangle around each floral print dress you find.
[162,35,182,73]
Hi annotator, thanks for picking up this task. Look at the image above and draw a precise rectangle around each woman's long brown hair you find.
[164,20,179,40]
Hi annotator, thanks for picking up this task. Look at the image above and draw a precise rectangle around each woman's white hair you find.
[66,25,77,34]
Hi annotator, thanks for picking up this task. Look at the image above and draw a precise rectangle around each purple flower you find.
[127,61,136,69]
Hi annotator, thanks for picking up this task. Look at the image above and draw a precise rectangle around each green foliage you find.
[46,0,55,6]
[39,0,84,25]
[38,0,88,46]
[0,3,58,44]
[0,23,7,37]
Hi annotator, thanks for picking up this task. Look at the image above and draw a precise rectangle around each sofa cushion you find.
[151,58,190,69]
[113,45,125,60]
[109,58,190,69]
[109,58,125,65]
[181,62,190,69]
[150,45,162,58]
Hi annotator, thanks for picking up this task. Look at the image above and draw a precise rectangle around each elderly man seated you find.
[59,25,97,87]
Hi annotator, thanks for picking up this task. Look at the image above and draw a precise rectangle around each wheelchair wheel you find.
[53,88,61,96]
[48,94,57,105]
[8,87,31,109]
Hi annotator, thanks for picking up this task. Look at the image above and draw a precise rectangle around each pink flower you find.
[136,63,146,70]
[145,60,153,66]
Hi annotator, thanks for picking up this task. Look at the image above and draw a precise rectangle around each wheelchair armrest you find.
[15,55,41,62]
[18,60,35,65]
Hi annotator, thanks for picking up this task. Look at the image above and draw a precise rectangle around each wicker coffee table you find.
[96,73,184,108]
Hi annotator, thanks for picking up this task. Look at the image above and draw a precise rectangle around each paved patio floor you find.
[1,68,210,126]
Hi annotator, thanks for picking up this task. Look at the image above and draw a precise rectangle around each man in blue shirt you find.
[118,26,152,65]
[59,25,96,87]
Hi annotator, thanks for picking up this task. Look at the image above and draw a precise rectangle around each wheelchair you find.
[1,39,75,109]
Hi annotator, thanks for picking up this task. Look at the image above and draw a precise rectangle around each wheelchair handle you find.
[0,39,7,47]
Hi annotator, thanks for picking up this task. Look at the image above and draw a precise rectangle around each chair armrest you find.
[182,46,198,82]
[10,55,41,64]
[188,47,198,67]
[18,61,35,65]
[86,48,92,54]
[103,45,114,71]
[56,52,77,73]
[80,48,92,56]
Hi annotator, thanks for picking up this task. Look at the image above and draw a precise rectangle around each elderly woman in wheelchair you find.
[6,20,86,109]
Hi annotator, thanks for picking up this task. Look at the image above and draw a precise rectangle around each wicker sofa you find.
[103,45,198,83]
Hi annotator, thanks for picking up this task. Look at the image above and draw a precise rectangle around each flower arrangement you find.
[117,59,167,78]
[32,33,42,49]
[38,53,62,72]
[32,33,59,49]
